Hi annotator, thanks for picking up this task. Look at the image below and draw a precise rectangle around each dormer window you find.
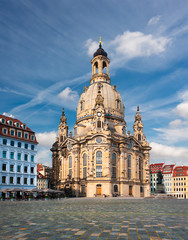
[31,135,34,141]
[1,118,5,124]
[9,120,13,126]
[15,122,20,128]
[22,124,26,129]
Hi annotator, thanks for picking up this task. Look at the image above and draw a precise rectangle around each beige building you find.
[37,172,48,190]
[51,41,151,198]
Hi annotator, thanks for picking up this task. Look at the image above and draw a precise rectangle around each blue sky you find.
[1,0,188,166]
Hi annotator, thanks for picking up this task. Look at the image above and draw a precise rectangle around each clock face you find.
[97,112,101,117]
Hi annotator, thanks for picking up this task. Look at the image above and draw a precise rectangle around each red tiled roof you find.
[162,164,175,174]
[0,114,38,144]
[173,166,188,177]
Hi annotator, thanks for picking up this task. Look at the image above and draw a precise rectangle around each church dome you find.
[93,43,108,58]
[77,82,124,120]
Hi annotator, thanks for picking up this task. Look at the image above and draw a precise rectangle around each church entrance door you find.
[129,186,132,196]
[96,184,101,195]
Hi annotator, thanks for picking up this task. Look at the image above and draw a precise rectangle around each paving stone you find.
[0,198,187,239]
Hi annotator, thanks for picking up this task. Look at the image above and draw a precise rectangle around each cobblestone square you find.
[0,198,187,240]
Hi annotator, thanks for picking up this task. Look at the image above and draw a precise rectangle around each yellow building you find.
[172,166,188,199]
[51,41,151,198]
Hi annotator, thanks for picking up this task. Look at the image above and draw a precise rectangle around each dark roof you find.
[93,43,108,58]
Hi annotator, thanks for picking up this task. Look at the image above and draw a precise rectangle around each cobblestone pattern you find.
[0,198,187,240]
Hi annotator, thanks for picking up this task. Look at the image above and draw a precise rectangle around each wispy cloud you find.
[148,15,161,26]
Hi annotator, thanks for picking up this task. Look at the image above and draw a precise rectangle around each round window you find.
[96,137,102,144]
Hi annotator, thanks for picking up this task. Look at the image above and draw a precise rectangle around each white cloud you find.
[3,112,15,118]
[58,87,78,101]
[169,119,183,127]
[148,15,161,26]
[36,131,57,147]
[85,39,98,57]
[175,102,188,119]
[111,31,171,59]
[150,142,188,165]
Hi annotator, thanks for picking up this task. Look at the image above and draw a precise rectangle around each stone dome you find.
[77,82,124,120]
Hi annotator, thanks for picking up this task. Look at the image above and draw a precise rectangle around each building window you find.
[2,163,6,171]
[18,142,22,148]
[17,131,22,138]
[96,166,102,177]
[10,177,14,184]
[2,176,6,184]
[96,151,102,164]
[31,167,34,173]
[17,165,21,172]
[3,128,7,135]
[22,124,26,129]
[114,185,118,192]
[24,154,28,161]
[69,156,72,168]
[15,122,20,128]
[112,153,116,178]
[128,155,131,168]
[3,139,7,145]
[10,140,14,146]
[83,153,87,166]
[31,135,34,141]
[17,153,21,160]
[24,166,28,173]
[80,101,84,111]
[10,165,14,172]
[24,178,27,184]
[25,143,28,149]
[24,133,28,139]
[122,126,126,135]
[1,118,5,123]
[138,134,141,141]
[31,155,34,162]
[10,129,15,136]
[31,145,34,150]
[139,158,142,181]
[83,153,87,178]
[2,151,7,158]
[69,156,72,178]
[97,120,101,128]
[83,167,87,178]
[17,177,21,184]
[10,152,14,159]
[30,178,34,185]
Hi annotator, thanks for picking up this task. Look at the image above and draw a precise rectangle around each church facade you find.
[51,41,151,198]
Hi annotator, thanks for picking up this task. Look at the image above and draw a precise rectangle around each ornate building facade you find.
[51,41,151,197]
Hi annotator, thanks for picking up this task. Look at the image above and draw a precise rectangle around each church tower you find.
[51,38,151,198]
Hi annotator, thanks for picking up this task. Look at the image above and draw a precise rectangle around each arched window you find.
[96,151,102,164]
[128,155,131,179]
[96,151,102,177]
[80,101,83,111]
[112,153,116,178]
[69,156,72,178]
[97,120,101,128]
[138,134,141,141]
[112,153,116,166]
[94,61,98,74]
[139,158,142,181]
[103,61,107,73]
[83,153,87,178]
[83,153,87,166]
[122,126,126,135]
